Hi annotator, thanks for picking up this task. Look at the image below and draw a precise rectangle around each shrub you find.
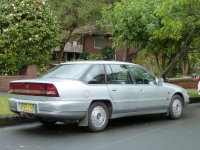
[0,0,60,75]
[79,51,90,60]
[100,45,115,60]
[88,53,102,60]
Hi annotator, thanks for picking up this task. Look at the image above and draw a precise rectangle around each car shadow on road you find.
[16,114,170,138]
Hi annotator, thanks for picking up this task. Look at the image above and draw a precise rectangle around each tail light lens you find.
[9,83,59,97]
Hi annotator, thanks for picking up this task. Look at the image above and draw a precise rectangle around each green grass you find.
[187,91,200,97]
[0,95,14,116]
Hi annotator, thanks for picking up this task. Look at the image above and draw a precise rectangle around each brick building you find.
[53,25,133,61]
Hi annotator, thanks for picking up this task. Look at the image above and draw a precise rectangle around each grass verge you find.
[0,95,14,116]
[187,91,199,97]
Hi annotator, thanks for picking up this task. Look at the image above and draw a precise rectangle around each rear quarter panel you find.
[53,81,115,112]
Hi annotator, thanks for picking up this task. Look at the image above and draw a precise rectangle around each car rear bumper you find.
[8,98,88,120]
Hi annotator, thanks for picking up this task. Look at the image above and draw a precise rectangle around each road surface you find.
[0,103,200,150]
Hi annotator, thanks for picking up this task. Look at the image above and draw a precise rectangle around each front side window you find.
[39,64,92,80]
[83,65,105,84]
[129,66,156,84]
[108,64,132,84]
[94,37,102,49]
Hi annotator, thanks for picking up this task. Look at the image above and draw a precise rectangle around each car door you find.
[106,64,139,114]
[129,65,168,112]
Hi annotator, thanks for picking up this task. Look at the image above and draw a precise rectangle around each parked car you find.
[8,61,189,132]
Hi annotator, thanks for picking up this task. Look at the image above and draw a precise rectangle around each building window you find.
[94,37,102,49]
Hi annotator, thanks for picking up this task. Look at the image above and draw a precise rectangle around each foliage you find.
[72,52,102,61]
[99,0,200,78]
[100,45,115,60]
[188,52,200,72]
[0,0,60,75]
[187,91,199,97]
[47,0,120,63]
[37,65,48,76]
[132,50,158,76]
[79,51,90,60]
[87,53,102,60]
[66,58,85,62]
[66,54,103,61]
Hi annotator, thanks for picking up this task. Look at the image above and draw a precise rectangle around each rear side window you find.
[107,64,132,84]
[83,65,105,84]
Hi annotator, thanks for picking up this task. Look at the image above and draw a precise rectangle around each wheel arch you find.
[172,92,184,106]
[90,99,113,118]
[78,99,113,127]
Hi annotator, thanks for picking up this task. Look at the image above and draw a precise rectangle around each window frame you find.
[81,64,106,85]
[128,65,156,85]
[94,37,102,49]
[106,64,133,84]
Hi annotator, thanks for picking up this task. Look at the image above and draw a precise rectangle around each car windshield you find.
[38,64,92,80]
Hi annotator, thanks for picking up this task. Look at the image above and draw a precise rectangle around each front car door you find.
[106,64,139,114]
[128,65,168,113]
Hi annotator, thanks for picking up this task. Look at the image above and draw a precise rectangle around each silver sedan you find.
[8,61,189,132]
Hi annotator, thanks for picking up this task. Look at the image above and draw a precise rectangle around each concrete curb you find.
[0,97,199,128]
[189,97,200,104]
[0,115,37,127]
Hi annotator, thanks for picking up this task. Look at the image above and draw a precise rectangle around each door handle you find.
[112,89,118,92]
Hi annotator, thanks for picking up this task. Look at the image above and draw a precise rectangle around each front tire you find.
[87,102,109,132]
[169,95,183,119]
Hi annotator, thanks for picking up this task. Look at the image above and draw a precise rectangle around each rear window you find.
[38,64,92,80]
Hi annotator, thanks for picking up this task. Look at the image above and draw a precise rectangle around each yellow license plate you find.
[22,103,34,111]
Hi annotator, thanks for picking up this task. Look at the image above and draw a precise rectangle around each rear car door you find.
[106,64,139,114]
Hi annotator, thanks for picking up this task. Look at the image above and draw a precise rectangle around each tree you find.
[99,0,200,78]
[47,0,120,63]
[0,0,60,75]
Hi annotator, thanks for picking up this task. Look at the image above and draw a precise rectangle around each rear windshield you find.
[38,64,92,80]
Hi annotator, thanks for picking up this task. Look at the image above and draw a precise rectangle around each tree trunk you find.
[160,47,190,78]
[181,60,189,76]
[56,28,75,64]
[57,44,65,64]
[123,44,129,62]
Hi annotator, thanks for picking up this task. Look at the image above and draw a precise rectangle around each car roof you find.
[61,60,137,65]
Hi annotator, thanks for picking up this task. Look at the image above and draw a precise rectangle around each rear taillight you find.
[9,83,59,97]
[199,77,200,81]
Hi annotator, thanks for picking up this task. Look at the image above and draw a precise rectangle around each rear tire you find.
[168,95,183,119]
[37,118,57,125]
[86,102,109,132]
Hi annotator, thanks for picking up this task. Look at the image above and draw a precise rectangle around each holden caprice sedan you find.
[8,61,189,132]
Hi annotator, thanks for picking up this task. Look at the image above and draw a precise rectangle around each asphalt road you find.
[0,104,200,150]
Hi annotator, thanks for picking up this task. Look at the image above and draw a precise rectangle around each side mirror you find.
[156,78,164,85]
